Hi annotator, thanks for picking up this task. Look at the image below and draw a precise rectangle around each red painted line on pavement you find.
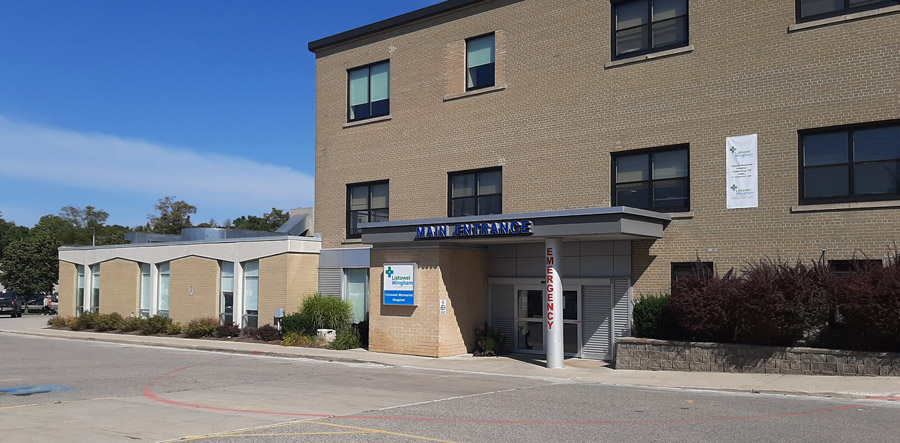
[142,358,866,425]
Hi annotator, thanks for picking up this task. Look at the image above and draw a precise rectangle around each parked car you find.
[0,293,23,317]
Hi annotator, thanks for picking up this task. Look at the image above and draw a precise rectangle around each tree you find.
[231,208,290,232]
[0,235,59,297]
[59,205,109,229]
[0,218,30,261]
[147,196,197,234]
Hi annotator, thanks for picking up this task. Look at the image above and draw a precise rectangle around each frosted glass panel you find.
[467,34,494,68]
[244,277,259,311]
[346,268,368,323]
[140,264,151,311]
[348,67,369,106]
[221,261,234,293]
[243,260,259,277]
[158,275,169,311]
[370,63,389,102]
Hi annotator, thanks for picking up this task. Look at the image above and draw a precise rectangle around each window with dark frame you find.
[828,259,883,275]
[448,168,502,217]
[347,61,390,122]
[612,0,689,60]
[796,0,899,23]
[347,181,389,238]
[613,145,690,212]
[466,34,495,91]
[800,122,900,204]
[671,261,713,285]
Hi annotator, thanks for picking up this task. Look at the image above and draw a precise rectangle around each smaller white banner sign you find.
[726,134,759,209]
[383,263,416,306]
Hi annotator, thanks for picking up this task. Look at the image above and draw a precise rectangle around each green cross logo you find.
[386,267,394,277]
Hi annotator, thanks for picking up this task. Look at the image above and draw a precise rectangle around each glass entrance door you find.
[514,285,581,357]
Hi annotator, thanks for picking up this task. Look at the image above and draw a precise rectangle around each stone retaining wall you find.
[616,337,900,376]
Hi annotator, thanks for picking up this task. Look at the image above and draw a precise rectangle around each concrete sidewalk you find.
[3,316,899,401]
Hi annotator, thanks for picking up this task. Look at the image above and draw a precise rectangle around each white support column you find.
[83,264,94,313]
[545,238,564,369]
[233,260,244,327]
[150,263,159,316]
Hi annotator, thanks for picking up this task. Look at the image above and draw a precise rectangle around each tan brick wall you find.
[58,261,77,317]
[258,253,319,326]
[169,256,219,325]
[98,259,140,316]
[314,0,900,295]
[369,247,488,357]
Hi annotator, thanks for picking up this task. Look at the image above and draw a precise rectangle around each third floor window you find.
[466,34,495,90]
[613,0,688,59]
[348,61,389,122]
[449,168,502,217]
[797,0,899,23]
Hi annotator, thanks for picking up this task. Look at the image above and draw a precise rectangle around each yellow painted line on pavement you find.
[172,418,462,443]
[0,396,117,411]
[310,421,462,443]
[210,431,368,436]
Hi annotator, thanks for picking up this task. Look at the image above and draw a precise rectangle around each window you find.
[243,261,259,328]
[347,181,389,238]
[797,0,899,22]
[449,168,502,217]
[348,61,389,122]
[344,268,368,324]
[76,265,85,316]
[90,265,100,313]
[157,262,170,318]
[828,259,883,275]
[613,0,688,59]
[220,261,234,326]
[466,34,495,90]
[800,122,900,204]
[613,145,690,211]
[671,261,713,285]
[140,263,151,318]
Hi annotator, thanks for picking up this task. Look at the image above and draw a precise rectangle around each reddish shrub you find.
[835,256,900,352]
[733,259,832,346]
[669,270,740,343]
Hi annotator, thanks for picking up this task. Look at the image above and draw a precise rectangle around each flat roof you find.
[308,0,487,53]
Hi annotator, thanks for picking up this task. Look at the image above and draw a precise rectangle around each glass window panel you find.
[467,63,495,89]
[452,198,476,217]
[853,126,900,162]
[370,98,389,117]
[563,290,578,321]
[799,0,845,18]
[849,0,886,7]
[349,185,369,210]
[615,27,648,56]
[243,260,259,277]
[804,165,849,198]
[616,182,651,208]
[140,264,151,312]
[478,171,502,195]
[616,0,648,30]
[804,132,849,166]
[371,208,389,223]
[651,16,687,48]
[653,178,689,208]
[345,268,368,324]
[221,261,234,293]
[653,149,688,179]
[854,161,898,195]
[478,195,502,215]
[158,273,169,311]
[369,62,389,102]
[370,183,389,209]
[466,34,495,68]
[349,210,367,234]
[616,153,649,183]
[652,0,686,21]
[451,174,475,197]
[348,67,369,107]
[517,320,544,351]
[564,322,578,354]
[244,277,259,311]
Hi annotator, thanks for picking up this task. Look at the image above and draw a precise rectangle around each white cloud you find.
[0,116,314,216]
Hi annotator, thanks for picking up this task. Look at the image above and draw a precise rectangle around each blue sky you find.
[0,0,441,228]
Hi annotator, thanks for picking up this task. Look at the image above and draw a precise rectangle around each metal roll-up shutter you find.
[489,284,515,341]
[581,284,613,361]
[317,267,342,297]
[612,277,632,358]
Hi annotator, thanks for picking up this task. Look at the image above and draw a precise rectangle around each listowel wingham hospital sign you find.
[415,220,534,239]
[383,263,416,306]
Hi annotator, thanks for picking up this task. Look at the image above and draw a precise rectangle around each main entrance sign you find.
[383,263,416,306]
[415,220,534,239]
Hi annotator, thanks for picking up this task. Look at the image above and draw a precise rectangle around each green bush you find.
[256,324,281,341]
[139,315,173,335]
[166,322,184,335]
[185,317,218,338]
[472,322,507,356]
[632,293,672,339]
[281,331,314,347]
[281,312,315,335]
[330,327,361,350]
[215,323,242,338]
[301,293,352,331]
[72,311,100,330]
[119,316,142,332]
[96,313,125,332]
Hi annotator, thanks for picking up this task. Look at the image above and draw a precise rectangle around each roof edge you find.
[308,0,487,53]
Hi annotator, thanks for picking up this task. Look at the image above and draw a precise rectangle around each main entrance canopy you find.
[357,207,670,366]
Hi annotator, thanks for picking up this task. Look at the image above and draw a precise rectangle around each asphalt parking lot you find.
[1,328,898,442]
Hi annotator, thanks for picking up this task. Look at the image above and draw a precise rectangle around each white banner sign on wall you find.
[726,134,759,209]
